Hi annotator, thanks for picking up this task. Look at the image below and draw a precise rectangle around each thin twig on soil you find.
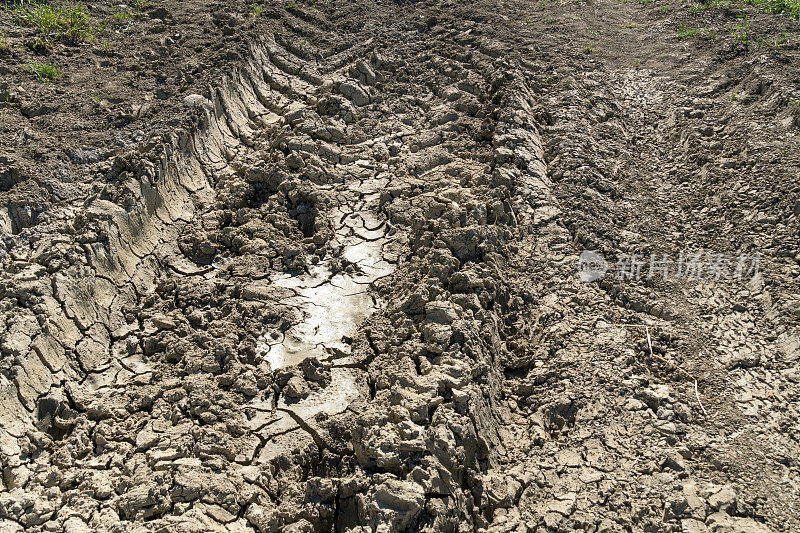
[614,322,710,418]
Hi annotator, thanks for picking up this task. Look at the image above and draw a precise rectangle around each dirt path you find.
[1,0,800,531]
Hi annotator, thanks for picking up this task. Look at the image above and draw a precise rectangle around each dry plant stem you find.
[617,323,710,418]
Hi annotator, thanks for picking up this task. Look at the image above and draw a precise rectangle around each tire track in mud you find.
[503,8,796,529]
[0,10,555,530]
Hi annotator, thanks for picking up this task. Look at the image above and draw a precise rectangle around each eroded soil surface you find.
[1,0,800,531]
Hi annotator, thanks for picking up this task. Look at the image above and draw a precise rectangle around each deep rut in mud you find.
[0,13,551,530]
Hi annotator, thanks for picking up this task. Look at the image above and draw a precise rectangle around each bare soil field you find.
[1,0,800,531]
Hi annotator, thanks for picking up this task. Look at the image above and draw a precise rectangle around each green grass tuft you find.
[28,59,62,81]
[677,25,708,38]
[689,0,732,12]
[0,30,10,52]
[748,0,800,18]
[111,7,133,30]
[15,1,94,45]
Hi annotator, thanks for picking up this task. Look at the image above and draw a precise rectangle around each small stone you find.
[339,81,369,106]
[624,398,646,411]
[286,152,305,169]
[63,517,91,533]
[641,384,674,409]
[663,494,689,520]
[681,518,709,533]
[661,452,686,472]
[183,94,212,110]
[533,205,562,226]
[545,492,576,515]
[683,482,707,519]
[150,314,176,330]
[283,519,314,533]
[730,517,773,533]
[543,512,562,529]
[674,402,692,422]
[707,484,737,513]
[373,142,389,161]
[443,86,462,101]
[284,376,310,399]
[556,449,582,468]
[725,349,761,369]
[705,511,736,530]
[654,421,677,435]
[425,301,458,325]
[597,519,617,533]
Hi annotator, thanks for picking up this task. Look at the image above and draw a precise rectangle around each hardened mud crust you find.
[1,0,800,531]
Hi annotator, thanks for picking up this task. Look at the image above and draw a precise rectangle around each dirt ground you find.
[1,0,800,531]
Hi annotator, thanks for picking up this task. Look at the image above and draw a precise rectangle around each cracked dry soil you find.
[1,0,800,531]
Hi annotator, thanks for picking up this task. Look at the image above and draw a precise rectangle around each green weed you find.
[746,0,800,18]
[28,59,61,81]
[689,0,732,12]
[766,31,800,47]
[111,8,134,30]
[731,15,750,45]
[15,1,93,45]
[677,25,708,38]
[113,9,131,23]
[791,99,800,121]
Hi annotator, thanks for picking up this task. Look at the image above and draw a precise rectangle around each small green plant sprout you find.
[747,0,800,18]
[689,0,731,13]
[0,30,10,53]
[790,99,800,125]
[732,15,750,46]
[28,60,62,81]
[767,31,799,47]
[677,25,707,38]
[252,4,266,16]
[585,42,596,53]
[112,8,132,29]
